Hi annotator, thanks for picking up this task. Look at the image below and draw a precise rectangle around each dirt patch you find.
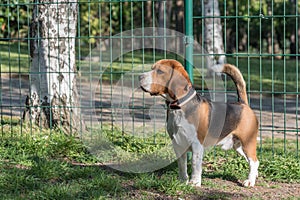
[119,175,300,199]
[197,179,300,200]
[129,179,300,200]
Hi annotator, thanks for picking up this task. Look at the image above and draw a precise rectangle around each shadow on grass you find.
[204,172,240,184]
[197,189,246,200]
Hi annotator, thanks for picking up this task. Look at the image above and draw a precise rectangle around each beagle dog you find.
[139,59,259,187]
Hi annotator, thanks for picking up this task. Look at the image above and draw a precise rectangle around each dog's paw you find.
[189,179,202,187]
[243,179,255,187]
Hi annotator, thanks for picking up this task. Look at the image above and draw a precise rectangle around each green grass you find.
[0,119,196,199]
[0,117,299,199]
[203,145,300,183]
[0,41,30,74]
[1,41,299,94]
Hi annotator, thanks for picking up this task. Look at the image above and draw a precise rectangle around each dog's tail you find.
[211,64,248,105]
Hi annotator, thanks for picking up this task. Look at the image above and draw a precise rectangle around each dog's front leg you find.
[176,150,189,183]
[177,152,189,183]
[189,141,204,187]
[172,143,189,183]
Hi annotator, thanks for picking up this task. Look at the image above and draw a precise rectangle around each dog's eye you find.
[156,69,164,74]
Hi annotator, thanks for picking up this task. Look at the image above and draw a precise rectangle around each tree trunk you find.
[157,0,173,28]
[156,0,173,51]
[204,0,226,65]
[289,0,299,60]
[266,1,282,59]
[146,1,153,26]
[175,1,184,34]
[23,0,85,134]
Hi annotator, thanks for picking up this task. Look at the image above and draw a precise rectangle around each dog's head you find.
[139,59,192,100]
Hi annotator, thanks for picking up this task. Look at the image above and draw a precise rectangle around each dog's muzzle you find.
[139,72,153,94]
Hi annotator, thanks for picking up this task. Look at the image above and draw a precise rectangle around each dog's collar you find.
[168,88,197,109]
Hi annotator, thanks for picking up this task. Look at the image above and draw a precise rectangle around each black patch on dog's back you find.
[208,102,242,140]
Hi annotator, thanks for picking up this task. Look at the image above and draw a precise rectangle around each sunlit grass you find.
[0,41,30,73]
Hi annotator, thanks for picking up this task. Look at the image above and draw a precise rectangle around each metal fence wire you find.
[0,0,299,159]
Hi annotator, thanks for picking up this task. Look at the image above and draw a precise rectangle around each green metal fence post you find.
[184,0,193,161]
[184,0,194,83]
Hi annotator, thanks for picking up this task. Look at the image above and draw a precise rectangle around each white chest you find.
[167,110,198,148]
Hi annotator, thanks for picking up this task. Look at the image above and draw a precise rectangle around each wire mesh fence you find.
[192,0,300,157]
[0,0,299,162]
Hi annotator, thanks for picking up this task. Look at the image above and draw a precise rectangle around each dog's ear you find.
[167,66,192,100]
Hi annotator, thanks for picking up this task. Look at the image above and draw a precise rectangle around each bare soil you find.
[196,179,300,200]
[127,179,300,199]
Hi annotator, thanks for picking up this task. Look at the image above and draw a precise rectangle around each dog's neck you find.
[166,87,197,109]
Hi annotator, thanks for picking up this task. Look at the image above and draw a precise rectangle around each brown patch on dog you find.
[222,64,248,105]
[195,100,211,144]
[183,98,211,145]
[233,106,259,161]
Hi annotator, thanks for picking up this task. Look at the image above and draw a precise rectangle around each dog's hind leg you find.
[244,157,259,187]
[189,141,204,187]
[234,137,259,187]
[242,145,259,187]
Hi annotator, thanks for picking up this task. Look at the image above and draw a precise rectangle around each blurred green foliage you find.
[0,0,30,39]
